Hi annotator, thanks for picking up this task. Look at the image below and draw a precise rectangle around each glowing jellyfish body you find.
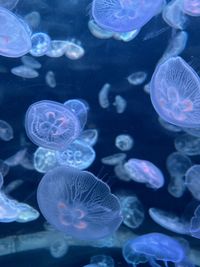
[150,57,200,128]
[90,254,114,267]
[11,65,39,79]
[25,100,82,151]
[182,0,200,16]
[37,166,122,240]
[0,193,19,222]
[34,147,58,173]
[124,159,164,189]
[0,120,13,141]
[30,32,51,57]
[123,233,185,267]
[174,134,200,156]
[115,134,134,151]
[185,165,200,200]
[92,0,165,32]
[0,7,31,57]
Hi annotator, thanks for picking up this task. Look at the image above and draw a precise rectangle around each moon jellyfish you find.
[0,120,13,141]
[115,134,134,151]
[0,7,31,57]
[185,165,200,200]
[65,40,85,60]
[114,163,132,182]
[127,71,147,86]
[123,233,185,267]
[24,11,41,29]
[92,0,165,32]
[101,153,126,166]
[182,0,200,16]
[120,195,144,229]
[98,83,111,109]
[45,71,56,88]
[90,254,114,267]
[37,166,122,240]
[34,147,58,173]
[149,208,189,235]
[190,204,200,239]
[113,95,127,114]
[64,99,88,130]
[168,176,186,198]
[30,32,51,57]
[124,159,164,189]
[77,129,98,147]
[11,65,39,79]
[174,133,200,156]
[46,40,68,58]
[49,238,68,258]
[56,140,96,170]
[15,203,39,223]
[25,100,82,151]
[0,0,19,10]
[21,56,42,69]
[150,57,200,128]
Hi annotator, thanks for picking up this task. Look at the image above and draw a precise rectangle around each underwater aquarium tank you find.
[0,0,200,266]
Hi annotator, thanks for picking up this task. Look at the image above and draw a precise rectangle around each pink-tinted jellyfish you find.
[91,0,165,32]
[25,100,81,151]
[182,0,200,17]
[37,166,122,240]
[124,158,164,189]
[150,57,200,128]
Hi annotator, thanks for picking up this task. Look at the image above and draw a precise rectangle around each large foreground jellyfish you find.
[150,57,200,128]
[0,7,31,57]
[92,0,165,32]
[37,166,122,240]
[25,100,84,151]
[123,233,185,267]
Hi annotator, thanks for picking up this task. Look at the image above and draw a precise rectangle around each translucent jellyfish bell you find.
[25,100,81,151]
[150,56,200,128]
[30,32,51,57]
[185,165,200,200]
[182,0,200,17]
[64,99,88,130]
[37,166,122,240]
[0,7,31,57]
[92,0,165,32]
[123,233,185,267]
[190,204,200,239]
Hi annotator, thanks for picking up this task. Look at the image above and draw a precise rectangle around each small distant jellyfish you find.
[77,129,98,147]
[11,65,39,79]
[123,233,185,267]
[24,11,41,29]
[64,99,88,130]
[150,57,200,128]
[0,7,31,57]
[124,158,164,189]
[114,163,132,182]
[56,140,96,170]
[49,238,68,258]
[45,71,56,88]
[98,83,111,109]
[120,195,145,229]
[21,55,42,69]
[25,100,82,151]
[90,254,114,267]
[115,134,134,151]
[0,120,13,141]
[113,95,127,114]
[182,0,200,16]
[127,71,147,86]
[0,193,19,222]
[185,165,200,200]
[174,133,200,156]
[190,204,200,239]
[65,40,85,60]
[168,176,186,198]
[46,40,68,58]
[30,32,51,57]
[34,147,58,173]
[37,166,122,240]
[101,153,127,166]
[92,0,165,32]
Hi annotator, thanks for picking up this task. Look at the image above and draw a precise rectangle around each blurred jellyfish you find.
[5,148,27,167]
[98,83,111,109]
[92,0,165,32]
[77,129,98,147]
[113,95,127,114]
[4,179,23,195]
[185,165,200,200]
[166,152,192,178]
[45,71,56,88]
[190,204,200,239]
[120,195,145,229]
[115,134,134,151]
[0,120,13,141]
[37,166,122,240]
[158,117,182,132]
[46,40,68,58]
[49,238,68,258]
[25,100,83,150]
[64,99,88,130]
[90,254,114,267]
[114,163,132,182]
[30,32,51,57]
[21,56,41,69]
[15,203,40,223]
[0,160,9,177]
[11,65,39,79]
[150,57,200,128]
[34,147,59,173]
[149,208,189,234]
[56,140,96,170]
[101,153,126,166]
[182,0,200,16]
[127,71,147,86]
[168,176,186,198]
[65,40,85,60]
[24,11,41,29]
[174,134,200,156]
[0,7,31,57]
[124,159,164,189]
[0,0,19,10]
[123,233,185,267]
[0,193,19,222]
[162,0,187,30]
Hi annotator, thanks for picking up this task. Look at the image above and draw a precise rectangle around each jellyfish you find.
[25,100,82,151]
[21,55,42,69]
[123,233,185,267]
[190,204,200,239]
[124,159,164,189]
[37,166,122,240]
[0,7,31,57]
[77,129,98,147]
[92,0,165,32]
[30,32,51,57]
[174,133,200,156]
[182,0,200,17]
[150,57,200,128]
[0,120,13,141]
[34,147,59,173]
[127,71,147,86]
[185,165,200,200]
[115,134,134,151]
[11,65,39,79]
[90,254,114,267]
